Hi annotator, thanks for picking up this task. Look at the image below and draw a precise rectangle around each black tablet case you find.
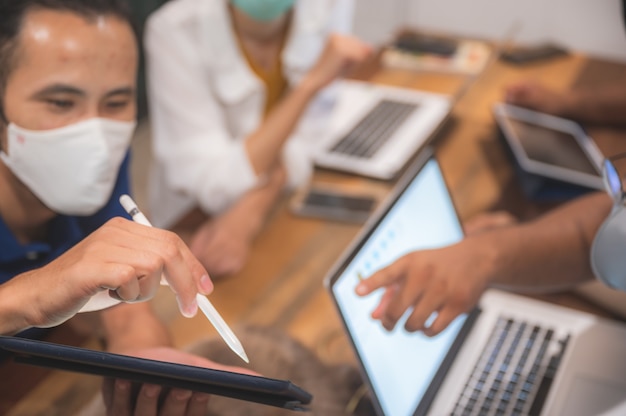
[0,335,312,411]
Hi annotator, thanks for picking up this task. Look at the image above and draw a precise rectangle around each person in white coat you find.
[145,0,371,277]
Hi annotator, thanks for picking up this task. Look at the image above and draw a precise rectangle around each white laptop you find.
[314,80,451,180]
[324,148,626,416]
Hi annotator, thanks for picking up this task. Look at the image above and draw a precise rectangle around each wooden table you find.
[4,50,626,415]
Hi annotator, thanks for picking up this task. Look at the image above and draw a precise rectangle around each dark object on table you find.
[501,43,568,65]
[393,32,459,57]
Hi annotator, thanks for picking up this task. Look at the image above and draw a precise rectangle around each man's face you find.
[0,8,137,151]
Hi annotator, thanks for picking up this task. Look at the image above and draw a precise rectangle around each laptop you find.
[324,147,626,416]
[314,80,451,180]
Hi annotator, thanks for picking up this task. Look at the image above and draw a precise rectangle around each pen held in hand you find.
[119,194,249,364]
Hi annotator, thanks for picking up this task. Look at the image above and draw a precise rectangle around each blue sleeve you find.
[78,152,132,234]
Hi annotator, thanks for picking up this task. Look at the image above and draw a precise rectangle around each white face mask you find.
[0,118,136,216]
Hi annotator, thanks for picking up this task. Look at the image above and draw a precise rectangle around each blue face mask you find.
[232,0,296,22]
[591,157,626,291]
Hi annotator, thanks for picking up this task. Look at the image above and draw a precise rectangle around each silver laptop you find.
[324,148,626,416]
[314,80,451,180]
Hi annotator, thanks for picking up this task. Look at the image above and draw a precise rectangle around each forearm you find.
[247,34,371,176]
[480,192,612,291]
[562,85,626,126]
[245,80,318,175]
[101,302,171,353]
[1,266,90,335]
[228,164,287,235]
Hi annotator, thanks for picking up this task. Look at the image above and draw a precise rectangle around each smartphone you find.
[500,43,568,65]
[394,32,459,57]
[291,186,377,223]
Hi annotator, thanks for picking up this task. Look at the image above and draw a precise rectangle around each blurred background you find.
[130,0,626,119]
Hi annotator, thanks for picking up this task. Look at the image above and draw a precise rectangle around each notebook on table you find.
[325,147,626,416]
[314,80,451,180]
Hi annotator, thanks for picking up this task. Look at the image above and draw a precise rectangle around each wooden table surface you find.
[4,49,626,415]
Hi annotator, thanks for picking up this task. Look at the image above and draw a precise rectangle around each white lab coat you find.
[145,0,354,228]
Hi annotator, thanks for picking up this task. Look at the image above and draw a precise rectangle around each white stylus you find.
[119,194,249,364]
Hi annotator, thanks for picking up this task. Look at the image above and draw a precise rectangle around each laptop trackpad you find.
[560,375,626,416]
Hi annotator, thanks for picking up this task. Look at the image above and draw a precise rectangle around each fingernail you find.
[178,297,198,318]
[175,390,192,401]
[383,320,395,331]
[116,380,130,391]
[355,284,366,295]
[194,393,210,403]
[144,385,161,398]
[200,274,213,294]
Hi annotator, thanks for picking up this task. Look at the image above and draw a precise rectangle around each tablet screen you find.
[506,117,598,175]
[330,158,468,416]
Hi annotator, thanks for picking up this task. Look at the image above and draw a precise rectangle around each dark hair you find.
[0,0,133,122]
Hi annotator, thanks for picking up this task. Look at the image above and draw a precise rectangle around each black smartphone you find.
[291,186,377,223]
[393,33,459,57]
[500,43,568,65]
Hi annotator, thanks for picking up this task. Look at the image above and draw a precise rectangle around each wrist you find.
[296,75,321,98]
[0,274,37,334]
[471,232,505,289]
[225,174,284,241]
[224,206,265,243]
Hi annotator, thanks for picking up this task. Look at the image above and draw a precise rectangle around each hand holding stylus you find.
[119,195,249,363]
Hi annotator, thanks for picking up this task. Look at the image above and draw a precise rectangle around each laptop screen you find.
[329,156,470,416]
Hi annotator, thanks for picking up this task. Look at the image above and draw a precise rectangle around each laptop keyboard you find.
[451,316,570,416]
[329,99,418,159]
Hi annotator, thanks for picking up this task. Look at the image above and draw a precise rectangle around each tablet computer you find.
[493,103,604,194]
[0,335,312,411]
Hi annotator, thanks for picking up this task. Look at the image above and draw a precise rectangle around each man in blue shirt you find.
[0,0,245,414]
[0,155,131,285]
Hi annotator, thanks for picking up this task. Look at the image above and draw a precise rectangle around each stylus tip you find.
[238,349,250,364]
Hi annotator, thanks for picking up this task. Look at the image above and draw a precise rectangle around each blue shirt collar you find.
[0,213,82,263]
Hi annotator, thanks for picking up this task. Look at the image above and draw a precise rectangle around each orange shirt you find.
[237,35,288,117]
